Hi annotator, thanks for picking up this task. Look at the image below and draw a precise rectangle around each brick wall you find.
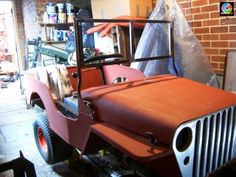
[22,0,40,39]
[178,0,236,75]
[22,0,66,39]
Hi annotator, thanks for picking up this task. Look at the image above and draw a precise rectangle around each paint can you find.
[67,13,74,23]
[57,3,65,13]
[66,3,74,13]
[48,13,57,23]
[46,3,56,14]
[58,13,66,23]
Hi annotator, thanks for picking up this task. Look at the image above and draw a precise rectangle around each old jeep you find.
[24,19,236,177]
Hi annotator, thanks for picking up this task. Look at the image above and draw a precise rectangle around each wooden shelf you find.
[42,40,67,44]
[39,22,73,44]
[39,22,73,26]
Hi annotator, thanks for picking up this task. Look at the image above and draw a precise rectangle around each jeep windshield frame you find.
[73,18,177,98]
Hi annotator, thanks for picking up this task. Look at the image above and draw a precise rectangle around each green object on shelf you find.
[25,37,69,68]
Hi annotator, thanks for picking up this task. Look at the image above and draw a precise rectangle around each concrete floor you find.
[0,81,83,177]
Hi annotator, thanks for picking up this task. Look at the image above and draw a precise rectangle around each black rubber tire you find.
[33,112,73,164]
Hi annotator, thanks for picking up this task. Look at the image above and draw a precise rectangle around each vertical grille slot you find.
[224,108,232,163]
[218,110,227,166]
[200,118,209,177]
[206,115,216,174]
[191,107,236,177]
[212,112,222,171]
[193,121,202,177]
[230,108,236,157]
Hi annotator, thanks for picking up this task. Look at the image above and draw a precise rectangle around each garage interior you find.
[0,0,236,177]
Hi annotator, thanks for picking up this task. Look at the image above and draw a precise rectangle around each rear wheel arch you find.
[29,92,45,109]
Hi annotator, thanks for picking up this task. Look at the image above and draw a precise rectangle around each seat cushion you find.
[46,64,73,99]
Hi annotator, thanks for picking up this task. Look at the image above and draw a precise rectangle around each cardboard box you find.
[91,0,153,19]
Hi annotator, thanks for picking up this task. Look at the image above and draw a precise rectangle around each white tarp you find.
[131,0,219,87]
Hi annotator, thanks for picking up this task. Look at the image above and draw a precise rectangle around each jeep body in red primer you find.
[24,19,236,177]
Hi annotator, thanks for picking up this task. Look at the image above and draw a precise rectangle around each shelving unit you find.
[39,22,73,44]
[39,22,73,27]
[111,26,143,61]
[41,40,68,44]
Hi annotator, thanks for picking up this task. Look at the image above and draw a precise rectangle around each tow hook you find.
[145,131,159,146]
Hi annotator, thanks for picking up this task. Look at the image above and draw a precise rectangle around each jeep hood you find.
[82,75,236,145]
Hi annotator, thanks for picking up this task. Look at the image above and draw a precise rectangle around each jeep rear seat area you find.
[24,65,105,115]
[24,65,73,100]
[24,65,77,115]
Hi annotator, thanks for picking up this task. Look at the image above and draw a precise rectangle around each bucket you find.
[57,3,64,13]
[46,3,56,14]
[66,3,74,13]
[67,13,74,23]
[58,13,66,23]
[48,13,57,23]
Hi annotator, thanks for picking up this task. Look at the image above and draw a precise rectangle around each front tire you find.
[33,112,73,164]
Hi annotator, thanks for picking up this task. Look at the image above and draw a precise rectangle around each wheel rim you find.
[37,127,48,154]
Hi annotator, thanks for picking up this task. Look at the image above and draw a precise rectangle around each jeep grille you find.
[173,106,236,177]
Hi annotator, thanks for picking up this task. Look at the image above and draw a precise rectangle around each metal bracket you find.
[83,100,95,120]
[145,131,159,146]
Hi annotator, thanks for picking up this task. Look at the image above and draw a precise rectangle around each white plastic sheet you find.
[131,0,219,87]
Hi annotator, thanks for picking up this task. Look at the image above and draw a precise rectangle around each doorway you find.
[0,1,19,88]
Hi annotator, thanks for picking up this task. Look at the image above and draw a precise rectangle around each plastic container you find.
[43,12,48,23]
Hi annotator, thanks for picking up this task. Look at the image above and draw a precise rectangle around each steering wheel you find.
[84,53,124,64]
[71,53,126,78]
[68,52,125,66]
